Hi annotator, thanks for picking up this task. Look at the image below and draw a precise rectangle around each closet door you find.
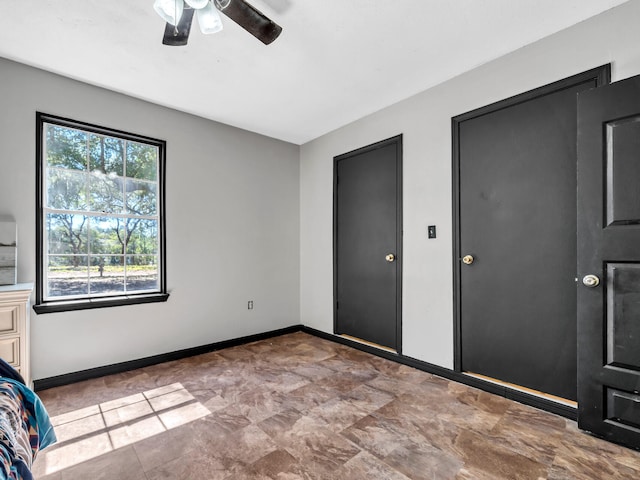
[334,136,402,351]
[453,66,609,402]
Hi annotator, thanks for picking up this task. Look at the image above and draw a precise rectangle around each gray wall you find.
[0,58,300,380]
[300,1,640,369]
[3,1,640,381]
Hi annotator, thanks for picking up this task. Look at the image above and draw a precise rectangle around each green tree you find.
[48,214,87,267]
[46,125,87,170]
[46,126,159,279]
[46,125,90,268]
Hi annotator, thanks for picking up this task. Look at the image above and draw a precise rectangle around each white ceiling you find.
[0,0,630,144]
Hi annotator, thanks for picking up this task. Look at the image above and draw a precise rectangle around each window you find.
[35,113,168,313]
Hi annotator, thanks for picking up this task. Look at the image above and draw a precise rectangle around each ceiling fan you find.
[154,0,282,46]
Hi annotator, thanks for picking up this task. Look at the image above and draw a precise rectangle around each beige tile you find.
[33,472,63,480]
[34,432,114,475]
[99,392,146,412]
[339,451,412,480]
[339,383,395,414]
[249,449,298,477]
[306,396,369,433]
[101,398,154,427]
[279,425,361,477]
[452,429,549,480]
[50,404,101,427]
[157,400,211,429]
[35,332,640,480]
[257,408,305,439]
[206,404,252,433]
[144,448,231,480]
[341,414,418,459]
[147,386,195,411]
[143,382,185,399]
[108,416,167,449]
[59,446,145,480]
[384,442,464,480]
[52,411,106,443]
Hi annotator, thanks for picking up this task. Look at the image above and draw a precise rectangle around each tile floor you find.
[33,332,640,479]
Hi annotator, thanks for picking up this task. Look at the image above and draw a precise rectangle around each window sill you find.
[33,293,170,314]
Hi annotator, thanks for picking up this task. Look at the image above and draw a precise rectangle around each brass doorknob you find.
[462,255,474,265]
[385,254,395,262]
[582,274,600,288]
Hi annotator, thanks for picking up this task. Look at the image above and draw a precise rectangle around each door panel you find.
[606,117,640,225]
[578,75,640,449]
[334,136,402,350]
[454,66,609,403]
[606,264,640,370]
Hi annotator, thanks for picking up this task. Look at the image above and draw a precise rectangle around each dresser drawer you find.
[0,306,18,336]
[0,337,19,366]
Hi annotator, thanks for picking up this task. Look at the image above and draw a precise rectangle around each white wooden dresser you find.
[0,283,32,386]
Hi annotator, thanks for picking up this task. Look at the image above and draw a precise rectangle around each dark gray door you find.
[454,67,609,401]
[334,136,402,351]
[577,75,640,449]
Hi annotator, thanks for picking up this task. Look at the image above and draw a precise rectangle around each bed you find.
[0,359,56,480]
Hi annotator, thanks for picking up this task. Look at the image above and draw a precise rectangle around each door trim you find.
[333,134,403,353]
[451,65,611,373]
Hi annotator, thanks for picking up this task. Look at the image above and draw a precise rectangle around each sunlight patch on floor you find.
[38,382,210,475]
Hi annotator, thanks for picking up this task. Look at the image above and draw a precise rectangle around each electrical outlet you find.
[248,300,254,310]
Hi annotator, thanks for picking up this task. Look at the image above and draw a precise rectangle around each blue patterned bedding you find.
[0,360,56,480]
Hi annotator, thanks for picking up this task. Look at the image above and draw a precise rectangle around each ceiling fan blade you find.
[218,0,282,45]
[162,7,195,46]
